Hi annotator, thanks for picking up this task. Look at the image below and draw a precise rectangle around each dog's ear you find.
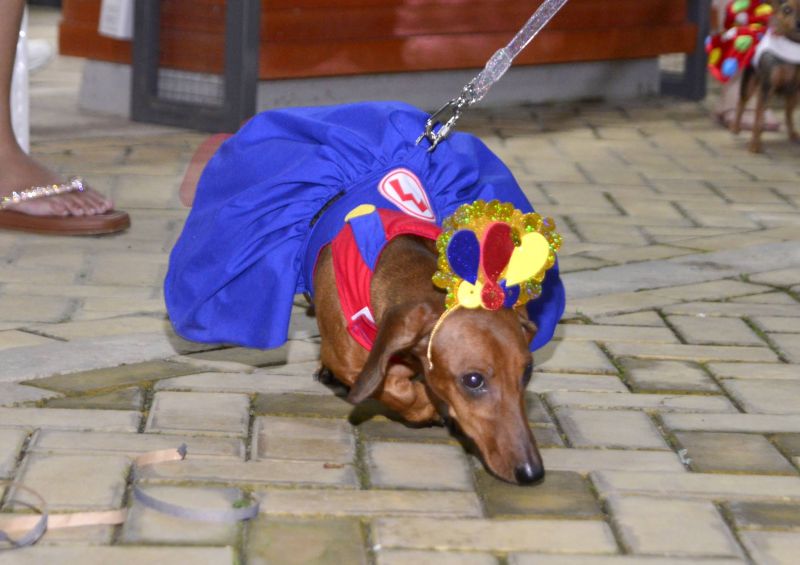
[348,302,438,404]
[516,306,538,346]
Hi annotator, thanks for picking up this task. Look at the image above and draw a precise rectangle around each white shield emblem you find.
[378,168,435,221]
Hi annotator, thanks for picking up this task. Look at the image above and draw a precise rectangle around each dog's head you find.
[348,301,544,485]
[771,0,800,40]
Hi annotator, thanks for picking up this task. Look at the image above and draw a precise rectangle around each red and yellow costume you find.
[706,0,773,82]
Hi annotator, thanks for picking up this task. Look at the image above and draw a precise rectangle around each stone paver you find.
[256,488,483,517]
[725,501,800,530]
[739,531,800,565]
[366,442,473,490]
[0,429,27,479]
[546,391,736,413]
[554,324,679,343]
[673,432,796,475]
[662,413,800,434]
[720,380,800,415]
[621,359,720,393]
[535,340,617,374]
[45,386,143,411]
[377,550,497,565]
[30,429,244,459]
[477,469,602,518]
[372,517,617,553]
[356,417,453,444]
[530,372,628,393]
[706,362,800,380]
[592,471,800,502]
[247,517,367,565]
[555,408,669,450]
[0,383,61,407]
[0,407,140,432]
[510,557,743,565]
[0,330,55,350]
[770,333,800,363]
[541,448,685,474]
[607,343,780,364]
[155,369,330,395]
[3,11,800,559]
[667,315,764,346]
[254,392,353,418]
[254,416,355,463]
[139,457,358,488]
[120,486,242,545]
[0,547,235,564]
[145,391,250,436]
[7,453,129,511]
[752,316,800,333]
[24,360,200,393]
[607,495,742,558]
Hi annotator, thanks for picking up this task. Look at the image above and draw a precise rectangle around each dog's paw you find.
[315,366,335,384]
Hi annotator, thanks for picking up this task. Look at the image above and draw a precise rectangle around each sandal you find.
[717,108,782,132]
[0,177,130,236]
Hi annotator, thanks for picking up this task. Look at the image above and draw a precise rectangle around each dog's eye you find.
[461,372,486,391]
[522,362,533,387]
[783,4,794,15]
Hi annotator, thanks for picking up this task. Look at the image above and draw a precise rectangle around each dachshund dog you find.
[165,102,564,486]
[733,0,800,152]
[314,229,544,485]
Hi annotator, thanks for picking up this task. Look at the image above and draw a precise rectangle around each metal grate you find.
[156,69,226,106]
[131,0,260,132]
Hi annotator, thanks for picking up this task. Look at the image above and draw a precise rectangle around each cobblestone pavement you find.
[2,9,800,565]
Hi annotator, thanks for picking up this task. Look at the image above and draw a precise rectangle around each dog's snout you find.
[514,462,544,485]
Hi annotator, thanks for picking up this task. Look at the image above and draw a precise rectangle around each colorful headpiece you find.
[426,200,561,369]
[432,199,561,312]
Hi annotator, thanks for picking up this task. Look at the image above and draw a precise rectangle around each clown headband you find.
[426,199,561,368]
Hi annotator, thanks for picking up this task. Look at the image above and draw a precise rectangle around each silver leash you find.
[417,0,570,151]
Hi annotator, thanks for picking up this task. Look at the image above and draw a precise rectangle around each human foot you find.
[718,108,781,132]
[0,146,113,216]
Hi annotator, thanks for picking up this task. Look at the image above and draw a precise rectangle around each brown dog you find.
[733,0,800,152]
[313,230,544,485]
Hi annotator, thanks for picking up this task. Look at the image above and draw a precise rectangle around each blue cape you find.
[165,101,565,351]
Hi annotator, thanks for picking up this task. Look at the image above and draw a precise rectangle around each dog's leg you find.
[733,67,757,135]
[787,90,799,143]
[750,84,770,153]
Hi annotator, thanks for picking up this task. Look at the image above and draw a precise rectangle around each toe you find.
[61,194,87,216]
[84,188,112,213]
[48,198,70,216]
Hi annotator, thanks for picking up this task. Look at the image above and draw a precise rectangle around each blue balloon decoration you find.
[722,57,739,78]
[447,230,480,284]
[500,280,520,309]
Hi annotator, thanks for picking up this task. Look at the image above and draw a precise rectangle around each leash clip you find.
[416,84,475,152]
[415,0,569,151]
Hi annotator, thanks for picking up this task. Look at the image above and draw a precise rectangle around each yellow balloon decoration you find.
[504,232,551,286]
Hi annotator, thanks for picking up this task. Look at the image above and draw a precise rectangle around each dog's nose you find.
[514,462,545,485]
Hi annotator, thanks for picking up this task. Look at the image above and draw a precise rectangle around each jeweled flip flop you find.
[0,177,130,236]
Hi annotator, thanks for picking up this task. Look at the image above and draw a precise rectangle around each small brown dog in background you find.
[733,0,800,152]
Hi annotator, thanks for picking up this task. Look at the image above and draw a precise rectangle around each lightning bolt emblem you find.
[378,168,435,221]
[388,179,429,213]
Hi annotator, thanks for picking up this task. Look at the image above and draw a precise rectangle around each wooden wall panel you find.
[59,0,697,79]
